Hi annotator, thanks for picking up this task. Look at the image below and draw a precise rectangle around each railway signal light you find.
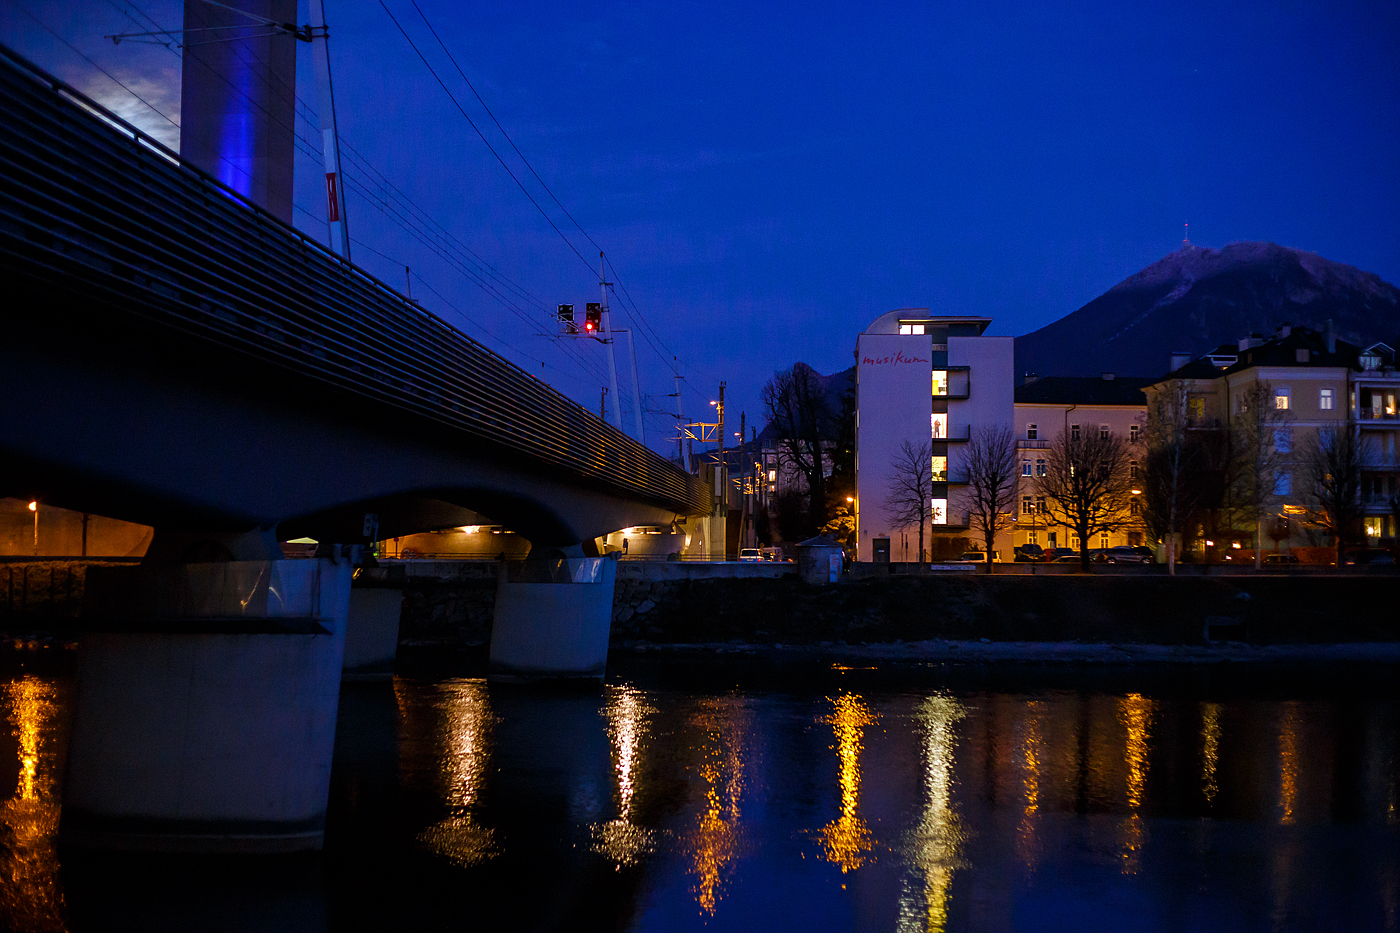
[585,302,602,334]
[557,303,576,334]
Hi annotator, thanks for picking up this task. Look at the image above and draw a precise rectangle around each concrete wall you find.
[0,499,151,558]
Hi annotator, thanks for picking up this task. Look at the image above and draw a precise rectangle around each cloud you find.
[74,66,182,151]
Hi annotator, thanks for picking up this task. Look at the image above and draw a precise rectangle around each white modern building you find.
[854,310,1013,561]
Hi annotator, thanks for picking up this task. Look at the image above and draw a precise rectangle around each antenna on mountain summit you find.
[1183,222,1191,248]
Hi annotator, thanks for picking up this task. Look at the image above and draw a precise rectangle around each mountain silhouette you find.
[1015,242,1400,381]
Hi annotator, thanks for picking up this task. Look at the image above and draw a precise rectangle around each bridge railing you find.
[0,44,711,518]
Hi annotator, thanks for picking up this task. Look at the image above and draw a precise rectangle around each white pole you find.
[307,0,350,260]
[623,329,645,444]
[599,253,623,431]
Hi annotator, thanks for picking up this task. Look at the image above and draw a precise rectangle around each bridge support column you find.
[343,566,403,680]
[489,550,619,683]
[61,557,351,853]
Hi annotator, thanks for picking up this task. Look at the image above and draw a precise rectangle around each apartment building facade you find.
[1012,374,1152,554]
[854,310,1013,561]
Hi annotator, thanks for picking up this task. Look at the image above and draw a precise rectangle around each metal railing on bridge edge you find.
[0,43,711,518]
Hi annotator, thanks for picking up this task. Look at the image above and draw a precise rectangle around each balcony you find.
[1017,438,1050,449]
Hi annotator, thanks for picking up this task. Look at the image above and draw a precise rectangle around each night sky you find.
[4,0,1398,453]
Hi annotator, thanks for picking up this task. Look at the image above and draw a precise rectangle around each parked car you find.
[738,548,763,562]
[1050,553,1082,563]
[1013,544,1044,562]
[1045,548,1078,561]
[1263,553,1299,565]
[957,550,1000,562]
[1095,545,1155,564]
[1342,548,1396,567]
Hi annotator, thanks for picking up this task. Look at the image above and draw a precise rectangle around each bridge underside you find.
[1,317,678,550]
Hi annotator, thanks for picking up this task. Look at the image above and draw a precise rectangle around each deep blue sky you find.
[5,0,1399,453]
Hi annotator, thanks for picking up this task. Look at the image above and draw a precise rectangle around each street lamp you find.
[28,501,37,557]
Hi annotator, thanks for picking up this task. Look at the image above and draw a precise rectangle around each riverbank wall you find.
[4,559,1395,653]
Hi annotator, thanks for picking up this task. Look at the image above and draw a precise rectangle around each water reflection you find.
[0,676,66,933]
[685,695,751,916]
[817,692,878,874]
[1117,693,1154,874]
[1200,701,1221,806]
[410,679,499,867]
[1276,701,1301,826]
[592,684,658,866]
[1015,699,1045,870]
[896,694,964,933]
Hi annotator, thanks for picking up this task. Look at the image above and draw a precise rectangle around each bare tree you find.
[1142,380,1196,574]
[883,439,933,562]
[1035,427,1136,572]
[762,363,833,536]
[964,425,1018,573]
[1298,425,1371,567]
[1231,381,1292,569]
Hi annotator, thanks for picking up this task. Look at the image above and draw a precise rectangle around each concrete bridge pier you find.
[489,547,619,683]
[61,535,352,853]
[343,564,404,680]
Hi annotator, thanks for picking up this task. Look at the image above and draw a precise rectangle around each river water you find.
[0,657,1397,932]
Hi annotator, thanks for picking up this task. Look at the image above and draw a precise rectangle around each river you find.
[0,656,1396,932]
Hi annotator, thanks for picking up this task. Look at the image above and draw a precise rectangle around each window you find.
[1071,424,1081,441]
[930,498,947,524]
[931,413,948,438]
[898,323,925,335]
[1022,496,1033,517]
[1274,428,1292,453]
[1022,459,1032,477]
[1100,533,1111,549]
[1274,386,1291,410]
[1320,387,1334,411]
[1028,531,1038,545]
[1188,397,1204,421]
[1129,424,1140,443]
[931,456,947,482]
[1130,499,1142,516]
[1365,516,1383,539]
[1027,423,1038,440]
[932,370,948,396]
[1129,459,1139,480]
[1100,424,1110,440]
[1274,472,1291,497]
[1036,496,1046,514]
[1035,459,1046,477]
[768,470,777,482]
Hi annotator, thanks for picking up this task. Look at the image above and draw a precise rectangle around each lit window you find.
[1320,387,1334,411]
[1274,386,1291,410]
[1036,459,1046,477]
[1022,459,1032,477]
[931,456,947,482]
[899,323,926,335]
[768,470,777,482]
[1365,516,1383,539]
[930,413,947,438]
[1027,423,1038,440]
[932,371,948,396]
[1070,424,1081,441]
[931,498,948,525]
[1188,398,1204,421]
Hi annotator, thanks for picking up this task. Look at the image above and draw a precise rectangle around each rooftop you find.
[1015,375,1154,406]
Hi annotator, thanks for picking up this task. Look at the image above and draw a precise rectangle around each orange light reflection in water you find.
[817,693,877,874]
[1200,702,1221,806]
[0,676,67,933]
[685,696,749,916]
[415,680,499,868]
[1277,703,1300,826]
[1016,700,1044,871]
[1118,693,1154,874]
